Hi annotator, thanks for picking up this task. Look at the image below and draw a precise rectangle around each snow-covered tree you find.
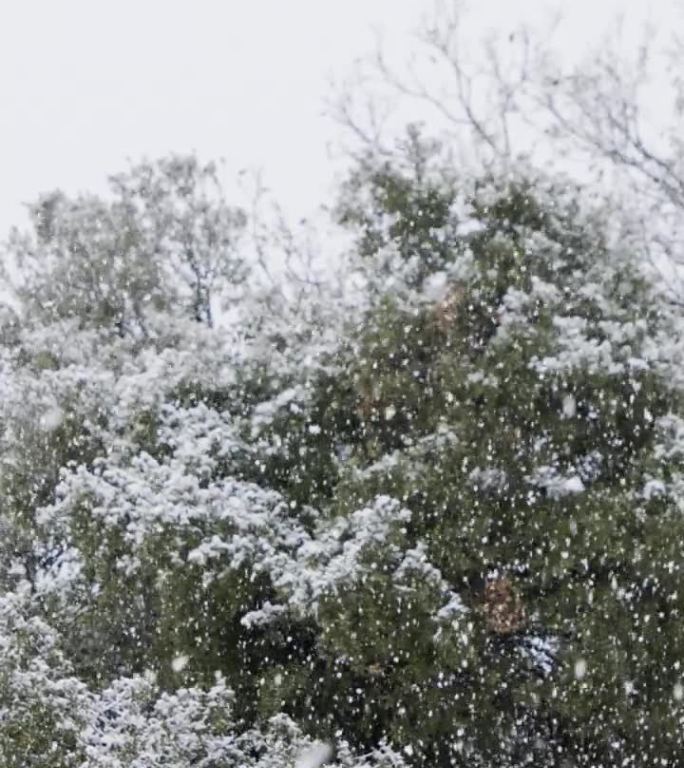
[3,155,247,336]
[1,131,683,768]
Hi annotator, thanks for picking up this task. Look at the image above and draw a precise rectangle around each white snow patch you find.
[562,394,576,418]
[295,742,333,768]
[171,654,190,673]
[528,466,585,499]
[642,479,666,500]
[241,601,287,629]
[39,405,64,431]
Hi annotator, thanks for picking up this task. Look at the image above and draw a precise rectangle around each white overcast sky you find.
[0,0,680,237]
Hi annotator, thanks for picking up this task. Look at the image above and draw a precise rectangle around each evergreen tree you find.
[0,146,682,768]
[304,149,683,766]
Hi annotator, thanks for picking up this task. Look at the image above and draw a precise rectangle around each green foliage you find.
[0,148,683,767]
[305,155,683,765]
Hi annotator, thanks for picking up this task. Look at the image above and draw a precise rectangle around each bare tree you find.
[332,1,684,301]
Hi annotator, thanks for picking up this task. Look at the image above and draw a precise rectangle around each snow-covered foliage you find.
[0,592,405,768]
[81,675,405,768]
[1,148,684,767]
[4,156,247,333]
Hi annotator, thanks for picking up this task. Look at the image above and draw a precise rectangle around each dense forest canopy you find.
[2,5,684,768]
